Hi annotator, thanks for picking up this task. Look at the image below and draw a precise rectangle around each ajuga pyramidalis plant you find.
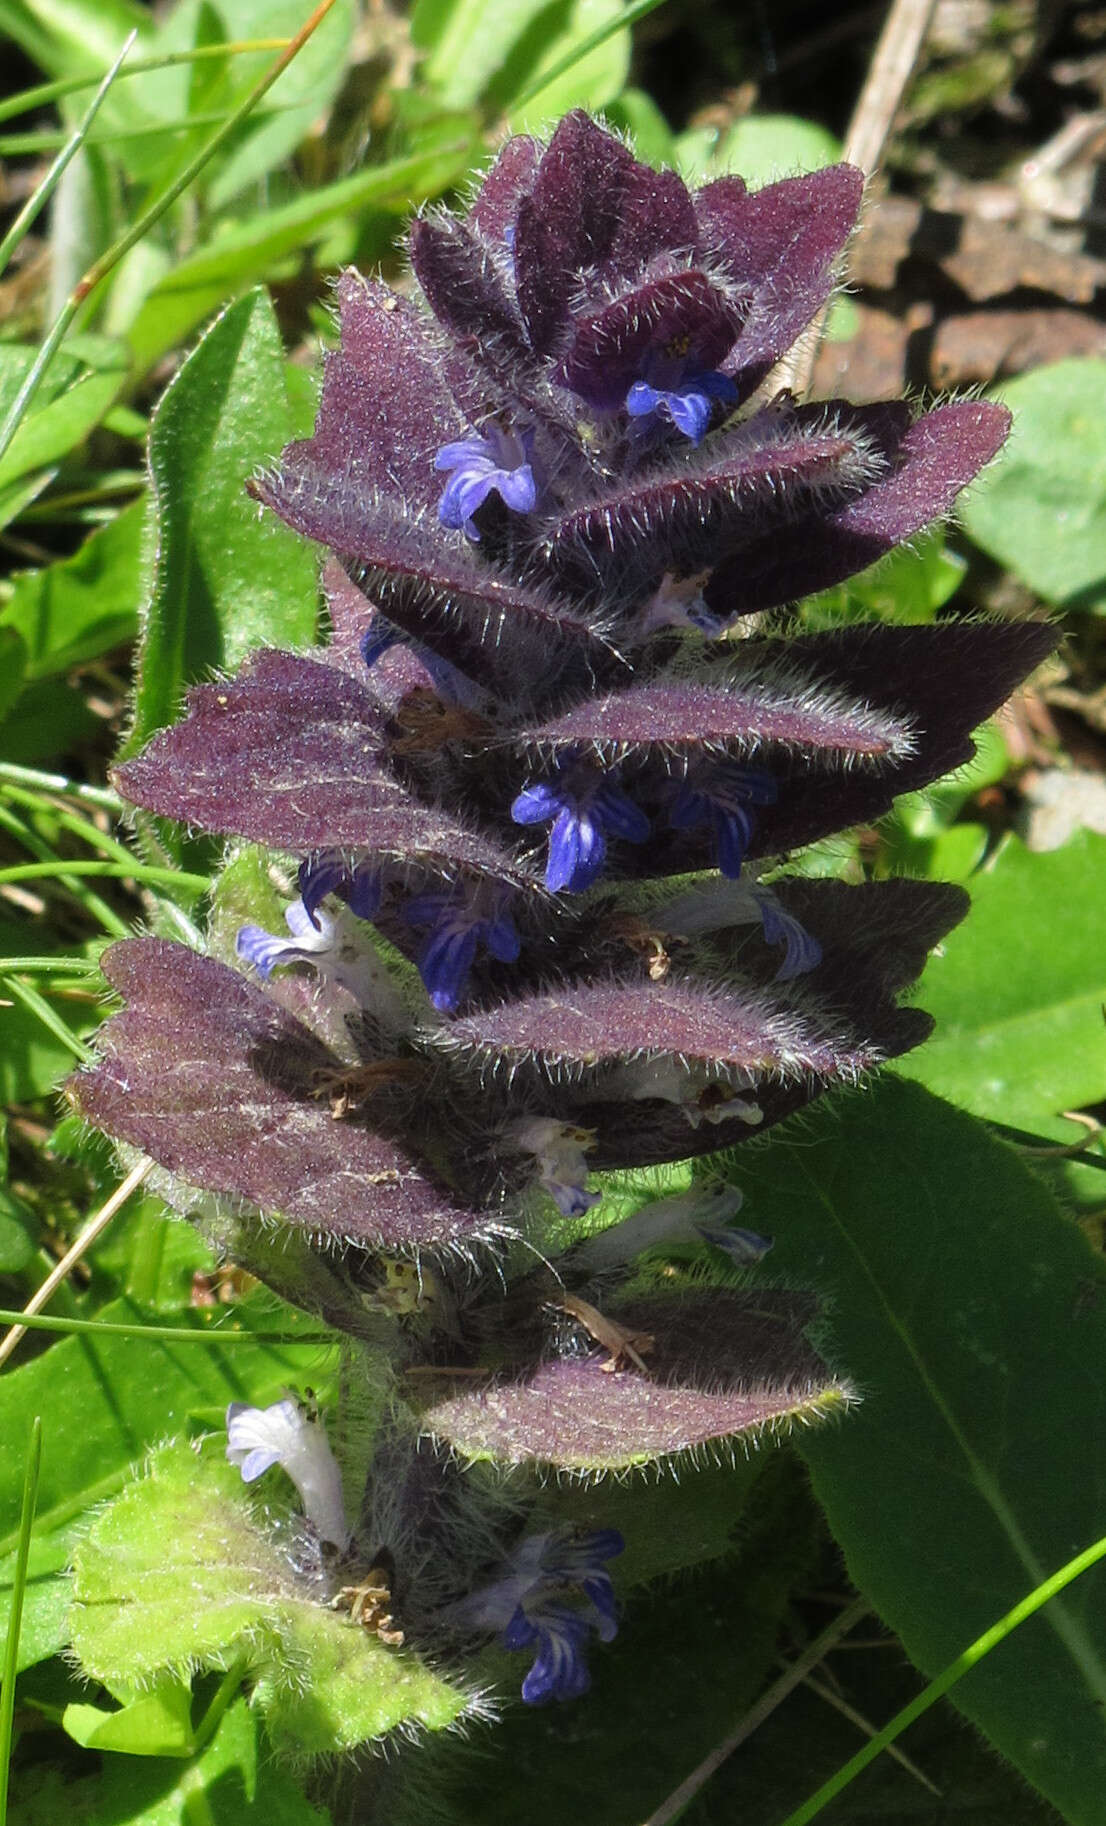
[69,114,1053,1740]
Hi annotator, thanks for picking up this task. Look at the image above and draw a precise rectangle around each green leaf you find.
[71,1439,471,1754]
[0,0,151,86]
[203,0,356,210]
[0,337,128,514]
[731,1077,1106,1826]
[412,0,550,103]
[0,495,144,679]
[798,527,966,630]
[9,1696,333,1825]
[64,1678,195,1756]
[709,112,841,186]
[0,1114,36,1275]
[898,831,1106,1134]
[0,922,97,1100]
[505,0,631,129]
[0,1525,75,1673]
[128,286,318,754]
[0,1295,332,1672]
[959,358,1106,612]
[0,678,100,767]
[0,1294,333,1583]
[0,626,28,722]
[123,142,477,375]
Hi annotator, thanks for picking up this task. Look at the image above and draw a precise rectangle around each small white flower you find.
[225,1399,351,1549]
[510,1117,601,1218]
[575,1181,753,1272]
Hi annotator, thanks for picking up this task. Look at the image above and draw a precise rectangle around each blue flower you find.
[668,764,778,878]
[461,1528,623,1706]
[625,358,738,445]
[226,1399,350,1549]
[236,892,402,1013]
[403,887,521,1011]
[236,898,339,979]
[435,425,538,540]
[297,853,381,925]
[503,1604,598,1704]
[755,888,823,981]
[511,764,649,893]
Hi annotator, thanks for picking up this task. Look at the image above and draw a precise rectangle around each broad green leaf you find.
[688,1622,1062,1825]
[9,1695,333,1826]
[960,359,1106,612]
[0,1525,75,1673]
[88,1194,216,1311]
[71,1440,471,1753]
[710,112,841,186]
[255,1600,467,1755]
[731,1077,1106,1826]
[112,0,356,202]
[70,1443,283,1680]
[64,1678,195,1756]
[124,142,477,375]
[0,677,100,766]
[128,287,317,754]
[898,832,1106,1135]
[0,1295,332,1673]
[0,0,151,84]
[0,495,144,679]
[203,0,356,210]
[0,921,97,1100]
[0,337,128,505]
[0,471,55,531]
[0,1115,36,1275]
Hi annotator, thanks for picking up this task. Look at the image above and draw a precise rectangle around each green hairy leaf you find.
[70,1440,471,1754]
[128,286,318,754]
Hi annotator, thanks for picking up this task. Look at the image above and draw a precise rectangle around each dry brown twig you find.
[776,0,940,398]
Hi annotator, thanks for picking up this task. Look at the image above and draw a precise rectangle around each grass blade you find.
[0,0,342,470]
[0,41,292,127]
[777,1531,1106,1826]
[0,1308,336,1346]
[0,33,136,282]
[510,0,668,109]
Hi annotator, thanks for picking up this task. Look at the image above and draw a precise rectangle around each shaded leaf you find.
[734,1077,1106,1826]
[0,494,144,678]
